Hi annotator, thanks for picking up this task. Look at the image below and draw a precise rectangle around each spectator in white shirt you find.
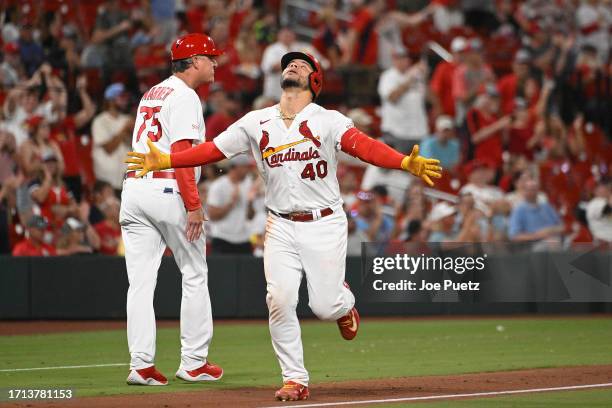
[586,181,612,244]
[460,159,511,237]
[377,47,429,153]
[576,0,610,62]
[92,83,133,192]
[459,159,505,207]
[505,170,548,210]
[260,28,326,101]
[206,155,256,254]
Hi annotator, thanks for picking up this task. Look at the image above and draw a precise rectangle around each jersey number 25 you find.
[136,106,162,142]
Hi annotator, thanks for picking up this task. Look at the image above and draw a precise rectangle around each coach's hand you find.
[125,139,172,177]
[401,145,443,187]
[186,207,204,242]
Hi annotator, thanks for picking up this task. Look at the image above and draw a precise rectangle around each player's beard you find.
[281,78,307,91]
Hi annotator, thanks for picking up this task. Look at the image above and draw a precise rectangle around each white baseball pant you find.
[120,178,213,371]
[264,209,355,386]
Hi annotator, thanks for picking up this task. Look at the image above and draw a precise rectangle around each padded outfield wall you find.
[0,254,610,319]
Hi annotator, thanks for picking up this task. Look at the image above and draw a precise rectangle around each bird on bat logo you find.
[299,120,321,147]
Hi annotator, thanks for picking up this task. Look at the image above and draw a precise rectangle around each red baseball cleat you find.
[337,282,360,340]
[275,381,310,401]
[175,361,223,382]
[337,307,360,340]
[126,365,168,386]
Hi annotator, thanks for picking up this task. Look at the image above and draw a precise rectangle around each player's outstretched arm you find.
[125,138,227,177]
[340,128,442,186]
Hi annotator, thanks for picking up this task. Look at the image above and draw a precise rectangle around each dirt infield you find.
[2,365,611,407]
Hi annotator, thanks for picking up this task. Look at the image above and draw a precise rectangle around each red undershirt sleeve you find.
[171,140,202,211]
[339,127,405,169]
[170,141,227,168]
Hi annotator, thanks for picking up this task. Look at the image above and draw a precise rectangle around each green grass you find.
[374,388,612,407]
[0,318,611,398]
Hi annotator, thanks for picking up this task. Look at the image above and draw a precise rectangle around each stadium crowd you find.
[0,0,610,257]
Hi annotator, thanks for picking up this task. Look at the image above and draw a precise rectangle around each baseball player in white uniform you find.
[120,33,223,386]
[125,51,442,398]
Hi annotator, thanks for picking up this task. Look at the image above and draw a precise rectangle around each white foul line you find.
[260,382,612,408]
[0,363,128,373]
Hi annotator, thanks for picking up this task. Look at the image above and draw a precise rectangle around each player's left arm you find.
[172,139,206,244]
[172,139,207,242]
[340,127,442,186]
[172,139,202,212]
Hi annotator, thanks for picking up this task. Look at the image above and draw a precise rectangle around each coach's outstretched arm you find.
[340,128,442,186]
[125,138,227,178]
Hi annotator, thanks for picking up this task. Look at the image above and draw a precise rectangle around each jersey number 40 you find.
[136,106,162,142]
[301,160,328,180]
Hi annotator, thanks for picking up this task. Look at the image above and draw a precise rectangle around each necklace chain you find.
[278,107,296,121]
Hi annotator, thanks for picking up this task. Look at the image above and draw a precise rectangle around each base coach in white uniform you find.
[120,33,223,386]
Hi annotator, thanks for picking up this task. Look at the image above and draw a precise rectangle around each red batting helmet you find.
[280,51,323,99]
[171,33,222,61]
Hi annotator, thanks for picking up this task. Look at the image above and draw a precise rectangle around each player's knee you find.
[309,299,339,321]
[128,274,157,291]
[266,289,298,316]
[181,273,206,294]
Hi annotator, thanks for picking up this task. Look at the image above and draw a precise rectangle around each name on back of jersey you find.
[141,86,174,102]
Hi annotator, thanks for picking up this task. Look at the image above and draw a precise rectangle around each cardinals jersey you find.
[213,103,354,213]
[131,75,205,180]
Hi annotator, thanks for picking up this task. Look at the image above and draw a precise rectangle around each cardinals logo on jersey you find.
[259,124,321,168]
[298,121,321,147]
[260,130,281,167]
[259,130,270,153]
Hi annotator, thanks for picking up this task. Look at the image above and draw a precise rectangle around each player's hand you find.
[186,207,204,242]
[125,138,172,177]
[76,75,87,91]
[400,145,442,187]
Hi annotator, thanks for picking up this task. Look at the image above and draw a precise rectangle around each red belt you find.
[125,171,176,179]
[270,207,333,222]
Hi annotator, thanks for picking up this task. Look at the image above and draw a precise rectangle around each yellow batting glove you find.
[401,145,443,186]
[124,139,172,178]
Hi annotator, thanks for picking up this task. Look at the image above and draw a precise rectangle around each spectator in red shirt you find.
[430,36,467,118]
[452,38,495,122]
[507,101,534,159]
[497,49,532,115]
[50,74,96,201]
[312,4,343,68]
[29,153,78,230]
[208,18,241,93]
[467,85,510,169]
[94,196,121,255]
[342,0,387,66]
[205,91,242,142]
[12,215,56,256]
